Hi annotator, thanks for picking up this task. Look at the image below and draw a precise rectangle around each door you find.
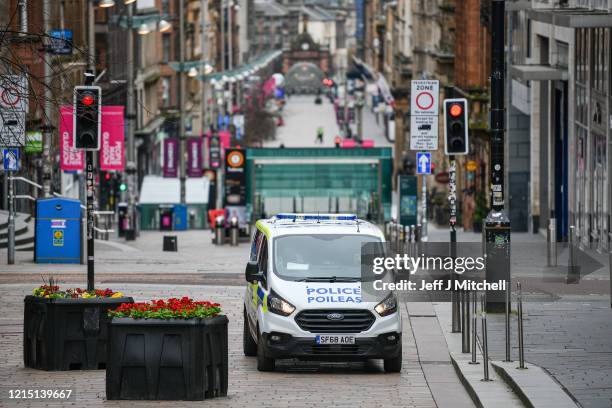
[554,83,569,241]
[509,173,529,232]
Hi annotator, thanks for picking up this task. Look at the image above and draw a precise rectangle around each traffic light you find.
[443,98,469,155]
[73,86,101,150]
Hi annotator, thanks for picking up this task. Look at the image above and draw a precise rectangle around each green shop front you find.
[245,148,392,223]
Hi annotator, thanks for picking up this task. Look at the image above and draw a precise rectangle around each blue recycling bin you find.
[35,198,81,264]
[173,204,188,231]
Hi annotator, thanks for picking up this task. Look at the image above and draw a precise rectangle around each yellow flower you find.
[111,292,123,298]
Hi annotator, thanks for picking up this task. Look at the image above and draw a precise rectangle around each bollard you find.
[215,215,225,245]
[409,225,415,257]
[163,235,178,252]
[517,282,526,369]
[230,217,239,246]
[547,218,557,266]
[461,290,471,353]
[504,283,512,362]
[481,292,492,381]
[567,225,580,283]
[469,291,479,364]
[396,223,402,252]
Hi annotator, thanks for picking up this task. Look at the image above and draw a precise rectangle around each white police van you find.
[243,213,402,372]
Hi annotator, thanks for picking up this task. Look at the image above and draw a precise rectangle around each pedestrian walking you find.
[316,126,324,144]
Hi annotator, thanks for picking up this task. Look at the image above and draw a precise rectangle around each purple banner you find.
[163,138,179,178]
[187,137,203,177]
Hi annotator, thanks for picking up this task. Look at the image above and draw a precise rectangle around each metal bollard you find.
[481,292,491,381]
[504,283,512,362]
[547,218,557,266]
[215,216,225,245]
[517,282,526,369]
[567,225,580,283]
[230,217,239,246]
[469,291,479,364]
[409,225,415,257]
[461,290,471,353]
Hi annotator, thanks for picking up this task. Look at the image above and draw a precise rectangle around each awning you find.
[352,56,375,81]
[139,175,209,205]
[528,8,612,28]
[510,64,568,81]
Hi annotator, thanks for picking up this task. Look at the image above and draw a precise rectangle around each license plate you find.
[315,335,355,345]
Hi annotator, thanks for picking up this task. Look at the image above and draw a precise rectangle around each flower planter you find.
[23,295,134,370]
[106,316,228,400]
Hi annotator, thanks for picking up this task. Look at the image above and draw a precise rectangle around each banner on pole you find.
[187,137,203,177]
[59,106,84,171]
[100,106,125,171]
[163,137,179,178]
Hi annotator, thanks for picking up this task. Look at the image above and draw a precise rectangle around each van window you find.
[273,234,383,281]
[250,230,261,262]
[258,237,269,287]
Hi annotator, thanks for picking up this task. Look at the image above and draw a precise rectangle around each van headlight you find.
[267,290,296,316]
[375,293,398,317]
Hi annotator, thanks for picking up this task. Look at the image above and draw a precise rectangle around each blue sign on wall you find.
[49,29,73,55]
[2,148,20,171]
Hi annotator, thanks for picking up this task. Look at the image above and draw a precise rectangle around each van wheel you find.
[384,344,402,373]
[257,331,275,372]
[243,308,257,357]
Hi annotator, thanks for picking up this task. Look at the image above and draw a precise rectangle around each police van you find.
[243,213,402,372]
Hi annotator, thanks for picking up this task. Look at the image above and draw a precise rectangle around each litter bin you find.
[117,202,128,237]
[173,204,187,231]
[35,198,81,264]
[159,205,174,231]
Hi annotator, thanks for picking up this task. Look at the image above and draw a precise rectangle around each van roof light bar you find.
[275,213,358,222]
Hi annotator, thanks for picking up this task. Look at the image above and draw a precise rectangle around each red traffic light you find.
[82,94,95,106]
[449,103,463,118]
[104,173,111,181]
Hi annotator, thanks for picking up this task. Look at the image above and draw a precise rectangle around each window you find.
[161,0,170,14]
[162,33,171,63]
[249,230,261,261]
[258,237,268,287]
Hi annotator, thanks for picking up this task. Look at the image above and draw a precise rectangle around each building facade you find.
[509,0,612,249]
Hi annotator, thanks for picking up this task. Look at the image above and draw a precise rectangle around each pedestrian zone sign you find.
[410,80,439,151]
[417,152,431,175]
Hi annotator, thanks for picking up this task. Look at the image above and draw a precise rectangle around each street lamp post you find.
[179,0,186,205]
[125,2,138,240]
[484,0,511,312]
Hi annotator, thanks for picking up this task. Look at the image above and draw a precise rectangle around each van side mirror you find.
[245,260,262,282]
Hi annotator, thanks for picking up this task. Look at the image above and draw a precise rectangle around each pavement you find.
[1,221,611,406]
[425,223,612,408]
[267,95,393,149]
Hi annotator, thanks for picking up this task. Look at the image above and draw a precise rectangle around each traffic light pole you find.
[449,156,461,332]
[84,73,95,291]
[484,0,511,312]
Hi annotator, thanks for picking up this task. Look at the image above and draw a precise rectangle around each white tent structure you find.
[139,175,210,230]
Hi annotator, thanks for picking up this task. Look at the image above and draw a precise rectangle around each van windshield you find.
[273,234,384,281]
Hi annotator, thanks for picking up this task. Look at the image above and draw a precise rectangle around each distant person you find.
[280,143,285,148]
[315,127,324,144]
[334,136,341,148]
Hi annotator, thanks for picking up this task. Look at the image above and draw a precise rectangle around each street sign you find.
[2,148,20,171]
[416,152,431,174]
[0,75,27,147]
[49,29,73,55]
[25,131,43,153]
[410,80,439,151]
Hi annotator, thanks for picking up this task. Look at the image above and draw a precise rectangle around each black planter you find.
[23,295,134,371]
[106,316,229,401]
